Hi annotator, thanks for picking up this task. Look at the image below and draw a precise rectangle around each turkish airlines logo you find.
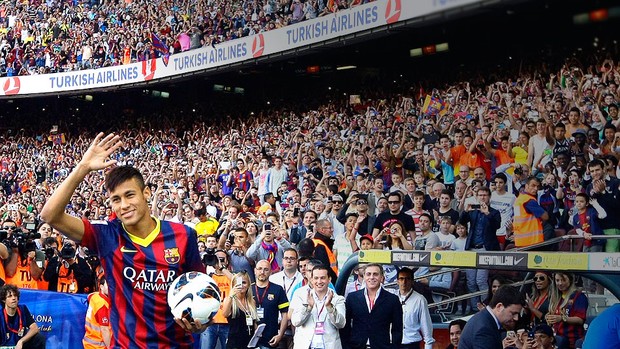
[385,0,402,24]
[3,77,20,95]
[252,34,265,58]
[141,59,156,81]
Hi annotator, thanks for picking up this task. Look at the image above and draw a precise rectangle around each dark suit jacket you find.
[458,308,503,349]
[459,207,501,251]
[342,288,403,349]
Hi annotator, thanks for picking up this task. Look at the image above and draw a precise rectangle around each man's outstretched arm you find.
[41,133,122,242]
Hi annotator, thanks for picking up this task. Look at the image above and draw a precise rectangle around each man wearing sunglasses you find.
[372,192,416,242]
[336,194,375,237]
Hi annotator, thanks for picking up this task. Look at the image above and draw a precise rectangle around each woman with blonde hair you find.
[545,272,588,349]
[222,272,258,349]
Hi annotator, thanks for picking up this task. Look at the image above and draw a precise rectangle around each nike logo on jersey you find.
[120,246,139,253]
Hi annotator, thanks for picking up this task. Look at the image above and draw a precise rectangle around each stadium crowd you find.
[0,0,374,76]
[0,47,617,348]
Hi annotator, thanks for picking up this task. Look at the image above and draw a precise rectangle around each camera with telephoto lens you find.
[60,243,76,260]
[44,247,56,259]
[202,248,218,267]
[0,225,41,256]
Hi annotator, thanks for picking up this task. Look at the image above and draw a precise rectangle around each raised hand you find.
[80,133,123,171]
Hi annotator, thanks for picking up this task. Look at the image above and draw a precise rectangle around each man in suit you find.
[290,265,346,349]
[343,263,403,349]
[459,286,524,349]
[458,186,501,313]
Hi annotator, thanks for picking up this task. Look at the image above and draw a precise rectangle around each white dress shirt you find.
[392,288,435,349]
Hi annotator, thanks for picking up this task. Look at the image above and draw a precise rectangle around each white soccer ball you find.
[167,271,222,325]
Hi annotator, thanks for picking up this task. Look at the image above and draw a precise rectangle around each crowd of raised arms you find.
[0,39,614,349]
[0,0,374,75]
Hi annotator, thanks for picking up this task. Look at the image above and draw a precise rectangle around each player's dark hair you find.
[105,166,145,192]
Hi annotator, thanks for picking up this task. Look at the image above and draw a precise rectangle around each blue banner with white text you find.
[20,290,88,349]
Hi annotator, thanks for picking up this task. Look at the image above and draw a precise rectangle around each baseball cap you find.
[572,129,587,137]
[360,234,374,244]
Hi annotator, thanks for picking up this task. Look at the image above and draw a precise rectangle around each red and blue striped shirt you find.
[82,217,204,349]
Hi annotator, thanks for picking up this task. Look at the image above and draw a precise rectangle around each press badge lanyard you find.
[255,283,270,319]
[283,276,296,295]
[255,283,271,306]
[4,308,23,336]
[399,290,414,306]
[313,293,328,341]
[237,300,254,334]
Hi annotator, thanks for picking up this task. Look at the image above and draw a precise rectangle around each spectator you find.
[546,272,588,349]
[446,319,467,349]
[459,186,501,314]
[247,219,291,272]
[222,272,258,349]
[524,272,552,327]
[372,192,416,242]
[0,284,46,348]
[586,159,620,252]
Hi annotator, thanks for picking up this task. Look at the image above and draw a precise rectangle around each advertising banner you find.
[0,0,483,97]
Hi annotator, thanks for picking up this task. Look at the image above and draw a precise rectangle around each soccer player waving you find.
[41,133,206,349]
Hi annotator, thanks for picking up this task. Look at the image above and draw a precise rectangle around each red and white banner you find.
[0,0,483,97]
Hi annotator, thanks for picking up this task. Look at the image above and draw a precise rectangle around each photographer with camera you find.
[200,249,233,349]
[4,221,45,290]
[0,220,16,286]
[42,240,93,293]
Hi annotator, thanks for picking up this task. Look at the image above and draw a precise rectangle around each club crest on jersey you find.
[164,248,180,264]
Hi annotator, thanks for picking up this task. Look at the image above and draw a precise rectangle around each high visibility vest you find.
[6,257,39,289]
[57,263,78,293]
[83,291,111,349]
[513,194,544,247]
[0,258,5,285]
[37,260,49,291]
[313,239,339,276]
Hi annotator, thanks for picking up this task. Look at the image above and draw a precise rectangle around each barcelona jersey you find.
[82,217,204,349]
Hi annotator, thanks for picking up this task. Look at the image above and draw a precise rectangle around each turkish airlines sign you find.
[0,0,482,97]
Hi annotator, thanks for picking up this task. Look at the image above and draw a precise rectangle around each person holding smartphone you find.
[222,272,259,349]
[458,186,501,315]
[247,220,292,273]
